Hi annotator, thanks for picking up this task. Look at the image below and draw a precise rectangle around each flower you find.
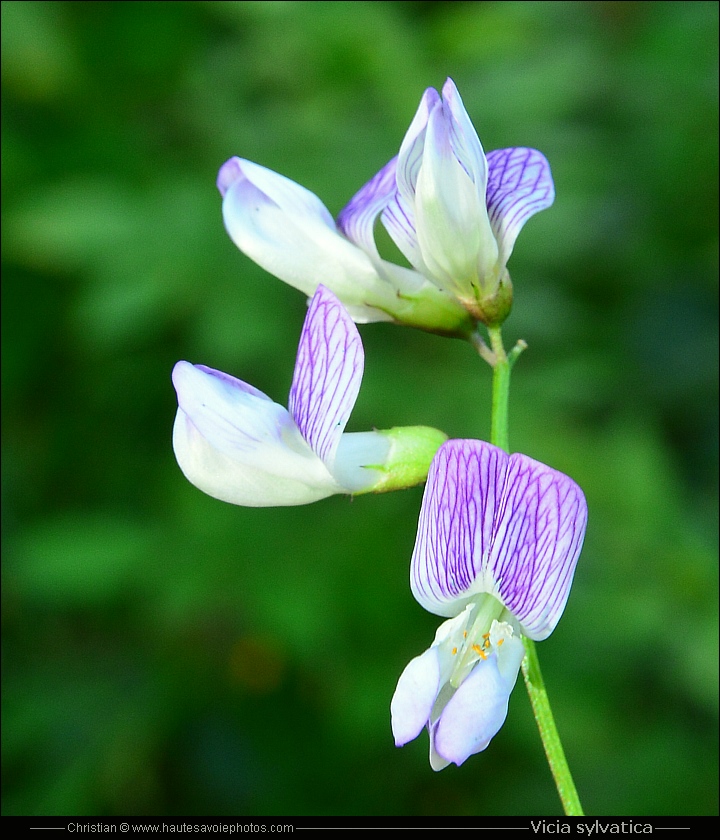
[216,157,474,338]
[172,285,446,507]
[217,77,553,335]
[339,78,555,325]
[391,439,587,769]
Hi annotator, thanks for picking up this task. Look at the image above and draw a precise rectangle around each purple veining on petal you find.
[410,440,587,635]
[396,86,440,202]
[380,190,423,271]
[486,147,555,266]
[441,78,487,189]
[222,157,338,232]
[411,440,508,616]
[490,453,586,640]
[172,361,282,452]
[194,364,271,402]
[423,99,457,179]
[337,157,398,258]
[288,285,363,465]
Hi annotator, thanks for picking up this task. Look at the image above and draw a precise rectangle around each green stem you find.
[487,325,510,452]
[522,638,584,816]
[483,324,584,817]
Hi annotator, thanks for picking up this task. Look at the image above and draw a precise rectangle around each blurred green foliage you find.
[2,0,717,818]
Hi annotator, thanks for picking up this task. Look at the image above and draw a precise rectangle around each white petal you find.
[395,86,440,204]
[172,361,342,506]
[429,720,451,772]
[337,164,467,326]
[429,605,478,685]
[218,157,394,323]
[489,620,526,686]
[336,160,458,312]
[391,647,441,747]
[432,642,523,766]
[333,431,390,493]
[414,105,498,296]
[441,78,488,191]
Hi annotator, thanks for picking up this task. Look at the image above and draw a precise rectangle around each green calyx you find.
[384,286,477,339]
[463,271,514,328]
[353,425,448,495]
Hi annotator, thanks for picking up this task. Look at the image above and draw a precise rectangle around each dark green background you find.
[2,0,717,817]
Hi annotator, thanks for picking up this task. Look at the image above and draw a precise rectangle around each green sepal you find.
[352,425,448,495]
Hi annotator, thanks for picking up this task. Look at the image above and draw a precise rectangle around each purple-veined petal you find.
[174,361,281,454]
[391,647,441,747]
[432,636,523,766]
[411,440,509,617]
[489,452,587,640]
[329,155,472,330]
[486,147,555,268]
[386,78,494,294]
[378,86,441,277]
[414,105,498,294]
[441,78,488,192]
[395,86,440,204]
[337,157,398,260]
[380,189,426,273]
[172,361,341,506]
[288,286,363,466]
[218,157,394,323]
[410,440,587,639]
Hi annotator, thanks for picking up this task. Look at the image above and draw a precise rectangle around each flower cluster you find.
[172,78,587,771]
[173,284,446,506]
[217,78,554,332]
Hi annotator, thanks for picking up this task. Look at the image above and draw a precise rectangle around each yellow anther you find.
[471,644,487,660]
[452,646,458,655]
[497,638,504,646]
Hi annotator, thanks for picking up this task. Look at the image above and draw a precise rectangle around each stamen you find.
[452,647,458,655]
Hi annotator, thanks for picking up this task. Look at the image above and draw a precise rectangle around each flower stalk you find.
[522,638,584,816]
[485,323,584,817]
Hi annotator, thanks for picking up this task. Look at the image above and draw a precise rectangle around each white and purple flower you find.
[217,78,554,334]
[391,439,587,769]
[172,285,446,507]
